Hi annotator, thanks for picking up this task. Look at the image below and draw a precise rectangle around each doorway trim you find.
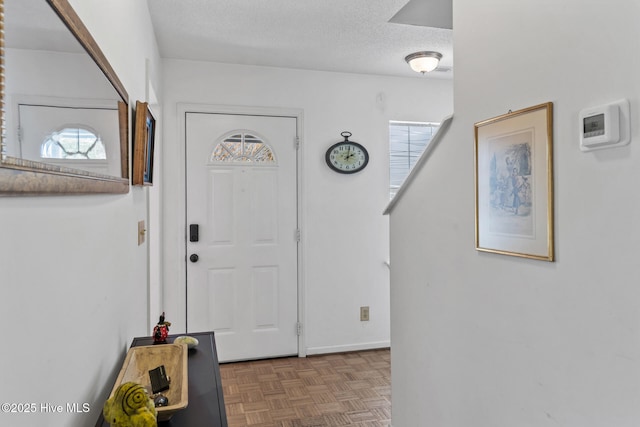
[178,103,306,358]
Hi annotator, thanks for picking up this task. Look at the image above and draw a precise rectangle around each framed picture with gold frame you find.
[474,102,554,261]
[132,101,156,186]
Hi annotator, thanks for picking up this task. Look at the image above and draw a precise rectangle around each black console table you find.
[95,331,228,426]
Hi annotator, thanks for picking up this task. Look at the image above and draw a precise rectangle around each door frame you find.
[178,103,306,358]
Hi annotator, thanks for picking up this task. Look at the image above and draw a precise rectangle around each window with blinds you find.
[389,121,440,200]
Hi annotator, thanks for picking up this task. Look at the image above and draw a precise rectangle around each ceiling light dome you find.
[405,51,442,73]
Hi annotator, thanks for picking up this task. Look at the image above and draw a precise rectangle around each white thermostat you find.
[579,99,630,152]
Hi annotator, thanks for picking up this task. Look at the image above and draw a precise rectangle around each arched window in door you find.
[41,126,107,160]
[211,132,276,164]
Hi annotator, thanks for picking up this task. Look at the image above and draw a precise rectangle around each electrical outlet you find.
[360,306,370,321]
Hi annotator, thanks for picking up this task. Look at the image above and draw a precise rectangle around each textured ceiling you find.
[146,0,453,79]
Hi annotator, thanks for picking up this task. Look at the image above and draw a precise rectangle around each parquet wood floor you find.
[219,348,391,427]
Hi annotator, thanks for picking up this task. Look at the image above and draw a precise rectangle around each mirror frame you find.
[0,0,130,195]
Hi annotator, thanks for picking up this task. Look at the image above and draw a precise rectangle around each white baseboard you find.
[305,340,390,356]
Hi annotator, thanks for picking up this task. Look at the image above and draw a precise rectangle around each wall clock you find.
[325,131,369,174]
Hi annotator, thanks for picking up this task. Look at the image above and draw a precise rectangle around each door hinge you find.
[295,228,301,242]
[295,136,300,150]
[296,322,302,336]
[17,126,23,143]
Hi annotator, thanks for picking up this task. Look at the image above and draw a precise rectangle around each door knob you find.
[189,254,199,263]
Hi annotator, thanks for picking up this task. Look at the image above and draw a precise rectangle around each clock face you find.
[325,142,369,174]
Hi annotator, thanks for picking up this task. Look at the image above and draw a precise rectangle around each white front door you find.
[185,112,299,362]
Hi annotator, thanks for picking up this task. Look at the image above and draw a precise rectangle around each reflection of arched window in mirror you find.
[211,132,276,163]
[1,0,130,194]
[17,101,119,175]
[41,126,107,160]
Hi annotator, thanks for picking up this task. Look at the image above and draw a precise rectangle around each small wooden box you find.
[109,343,188,421]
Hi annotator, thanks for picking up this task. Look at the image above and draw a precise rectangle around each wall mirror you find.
[1,0,129,195]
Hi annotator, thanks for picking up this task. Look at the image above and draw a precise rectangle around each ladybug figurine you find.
[153,312,171,344]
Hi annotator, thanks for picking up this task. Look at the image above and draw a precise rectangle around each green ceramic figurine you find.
[103,382,157,427]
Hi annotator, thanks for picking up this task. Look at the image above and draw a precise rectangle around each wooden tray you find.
[109,343,188,421]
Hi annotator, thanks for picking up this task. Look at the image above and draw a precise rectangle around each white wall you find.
[0,1,161,426]
[71,0,164,328]
[161,60,453,354]
[390,1,640,426]
[5,49,123,174]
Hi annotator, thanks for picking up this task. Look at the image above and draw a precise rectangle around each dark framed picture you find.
[474,102,554,261]
[133,101,156,186]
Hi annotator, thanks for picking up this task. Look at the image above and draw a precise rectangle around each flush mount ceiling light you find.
[405,51,443,73]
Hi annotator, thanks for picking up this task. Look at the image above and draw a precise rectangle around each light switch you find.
[138,220,146,245]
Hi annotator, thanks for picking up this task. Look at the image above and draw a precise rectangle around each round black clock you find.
[325,132,369,174]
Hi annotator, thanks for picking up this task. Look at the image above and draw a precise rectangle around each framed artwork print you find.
[474,102,554,261]
[133,101,156,186]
